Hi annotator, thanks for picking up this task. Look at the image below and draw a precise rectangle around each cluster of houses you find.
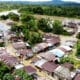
[62,19,78,35]
[0,18,80,80]
[8,31,80,80]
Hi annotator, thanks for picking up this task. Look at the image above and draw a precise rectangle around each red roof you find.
[24,66,36,74]
[39,52,56,61]
[74,74,80,80]
[0,54,19,66]
[43,33,60,45]
[12,42,26,49]
[17,49,32,56]
[42,62,59,73]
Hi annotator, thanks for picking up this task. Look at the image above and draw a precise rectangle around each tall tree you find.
[53,20,63,34]
[3,73,14,80]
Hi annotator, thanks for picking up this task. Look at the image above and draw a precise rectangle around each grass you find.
[68,44,80,68]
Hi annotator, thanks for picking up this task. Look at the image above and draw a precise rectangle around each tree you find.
[21,15,35,23]
[76,32,80,39]
[38,18,52,32]
[0,15,8,20]
[0,62,10,79]
[26,20,38,31]
[53,20,64,34]
[7,12,19,21]
[33,6,44,14]
[76,41,80,57]
[28,32,42,45]
[14,69,33,80]
[60,57,74,64]
[11,24,23,32]
[3,73,14,80]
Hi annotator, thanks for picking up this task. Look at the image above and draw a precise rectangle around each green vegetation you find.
[7,12,19,21]
[38,18,52,32]
[0,61,33,80]
[14,69,33,80]
[76,40,80,57]
[19,5,80,19]
[3,73,14,80]
[0,15,8,20]
[0,2,80,18]
[53,20,64,34]
[76,32,80,39]
[10,12,71,45]
[11,13,70,45]
[60,57,74,64]
[0,42,5,47]
[0,61,11,79]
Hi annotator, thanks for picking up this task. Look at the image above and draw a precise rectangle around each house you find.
[54,66,72,80]
[49,49,65,57]
[65,40,76,47]
[34,59,47,69]
[63,21,78,35]
[14,64,24,69]
[32,42,50,53]
[38,52,57,62]
[74,73,80,80]
[9,34,23,42]
[62,62,74,71]
[31,57,41,64]
[24,65,37,75]
[12,41,26,50]
[43,33,60,47]
[59,45,72,53]
[42,61,59,76]
[16,48,33,59]
[0,54,20,67]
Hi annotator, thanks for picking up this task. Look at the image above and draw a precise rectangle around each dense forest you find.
[19,5,80,18]
[0,2,80,18]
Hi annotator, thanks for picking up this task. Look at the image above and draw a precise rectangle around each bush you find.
[76,32,80,39]
[0,15,8,20]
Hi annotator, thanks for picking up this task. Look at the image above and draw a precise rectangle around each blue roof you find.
[49,49,64,57]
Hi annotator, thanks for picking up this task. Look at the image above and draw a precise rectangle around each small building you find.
[34,59,47,69]
[38,52,57,62]
[59,45,72,53]
[54,66,72,80]
[16,48,33,59]
[65,40,76,47]
[42,61,59,76]
[9,33,24,42]
[74,74,80,80]
[62,62,74,71]
[49,49,65,57]
[12,41,26,50]
[43,33,60,47]
[24,65,37,75]
[0,54,20,67]
[14,64,24,69]
[31,57,41,64]
[32,43,50,53]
